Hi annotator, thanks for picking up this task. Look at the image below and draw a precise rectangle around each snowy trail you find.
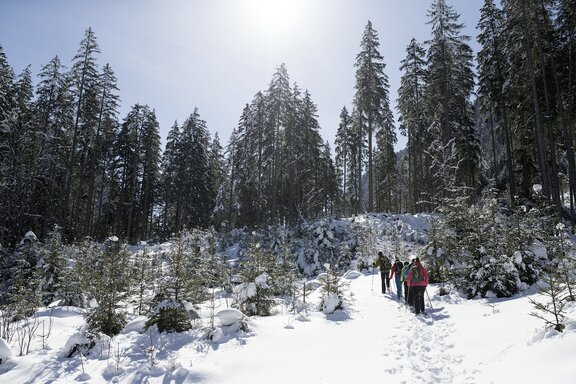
[185,272,470,384]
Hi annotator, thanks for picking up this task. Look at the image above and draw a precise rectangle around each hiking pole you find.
[371,267,375,292]
[425,287,433,310]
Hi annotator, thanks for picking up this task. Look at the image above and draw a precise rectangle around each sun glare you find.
[242,0,304,37]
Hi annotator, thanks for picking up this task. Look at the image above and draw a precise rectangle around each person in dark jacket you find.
[406,257,429,315]
[373,251,392,294]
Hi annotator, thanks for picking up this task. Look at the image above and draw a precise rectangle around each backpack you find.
[411,266,424,283]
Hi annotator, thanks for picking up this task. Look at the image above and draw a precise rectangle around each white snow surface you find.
[0,275,575,383]
[214,308,244,326]
[1,213,575,383]
[0,338,12,360]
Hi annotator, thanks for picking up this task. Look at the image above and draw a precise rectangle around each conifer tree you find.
[178,109,212,229]
[33,56,74,239]
[63,27,102,241]
[84,63,120,239]
[209,133,226,228]
[477,0,516,203]
[0,66,35,247]
[160,121,181,236]
[397,38,428,212]
[10,232,43,320]
[424,0,478,203]
[335,107,353,216]
[84,237,129,337]
[554,0,576,225]
[146,231,200,333]
[131,244,154,315]
[40,225,67,305]
[266,64,292,223]
[115,104,160,242]
[353,21,396,212]
[234,242,277,316]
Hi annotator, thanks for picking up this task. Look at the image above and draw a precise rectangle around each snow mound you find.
[61,333,91,358]
[36,306,85,318]
[322,294,341,314]
[343,270,361,279]
[215,308,244,326]
[123,316,147,333]
[0,338,13,361]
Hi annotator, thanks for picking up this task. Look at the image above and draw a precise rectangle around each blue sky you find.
[0,0,484,151]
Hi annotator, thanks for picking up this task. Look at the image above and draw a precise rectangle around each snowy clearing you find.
[1,270,574,384]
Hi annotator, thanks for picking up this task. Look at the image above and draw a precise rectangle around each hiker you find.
[401,259,414,305]
[373,251,392,294]
[389,258,404,301]
[406,257,429,315]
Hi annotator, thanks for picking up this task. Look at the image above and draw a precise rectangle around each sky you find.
[1,213,575,383]
[0,0,484,152]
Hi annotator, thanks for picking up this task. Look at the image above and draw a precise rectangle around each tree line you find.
[1,0,576,249]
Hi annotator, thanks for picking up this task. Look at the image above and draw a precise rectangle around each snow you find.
[0,273,574,383]
[1,214,575,383]
[214,308,244,326]
[0,338,12,360]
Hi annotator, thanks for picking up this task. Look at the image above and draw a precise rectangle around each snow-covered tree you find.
[84,237,129,337]
[234,242,277,316]
[353,21,396,212]
[10,232,43,320]
[40,225,67,305]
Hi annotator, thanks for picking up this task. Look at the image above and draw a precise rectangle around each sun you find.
[242,0,304,37]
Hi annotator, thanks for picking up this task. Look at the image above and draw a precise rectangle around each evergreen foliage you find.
[352,21,396,213]
[234,242,277,316]
[84,237,128,337]
[318,263,350,314]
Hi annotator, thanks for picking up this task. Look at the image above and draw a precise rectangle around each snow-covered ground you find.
[1,270,575,383]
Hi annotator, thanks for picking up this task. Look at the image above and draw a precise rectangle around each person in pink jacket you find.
[406,257,429,315]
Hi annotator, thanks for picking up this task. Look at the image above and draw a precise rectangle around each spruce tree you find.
[84,63,120,239]
[10,232,43,320]
[335,107,353,216]
[146,231,199,333]
[84,237,129,337]
[234,242,277,316]
[40,225,67,305]
[397,38,428,212]
[64,27,102,241]
[353,21,396,212]
[33,56,74,239]
[424,0,478,202]
[209,133,226,228]
[114,104,161,242]
[0,66,35,248]
[477,0,516,203]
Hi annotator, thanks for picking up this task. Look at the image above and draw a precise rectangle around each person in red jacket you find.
[406,257,429,315]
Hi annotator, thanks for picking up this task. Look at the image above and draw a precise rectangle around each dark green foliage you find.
[160,110,212,234]
[9,232,43,320]
[40,225,67,305]
[234,242,277,316]
[228,65,337,228]
[352,21,396,213]
[83,238,128,337]
[426,190,555,298]
[318,263,349,314]
[145,299,192,334]
[424,0,478,202]
[397,38,428,213]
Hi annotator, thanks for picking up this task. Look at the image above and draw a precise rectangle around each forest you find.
[0,0,575,338]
